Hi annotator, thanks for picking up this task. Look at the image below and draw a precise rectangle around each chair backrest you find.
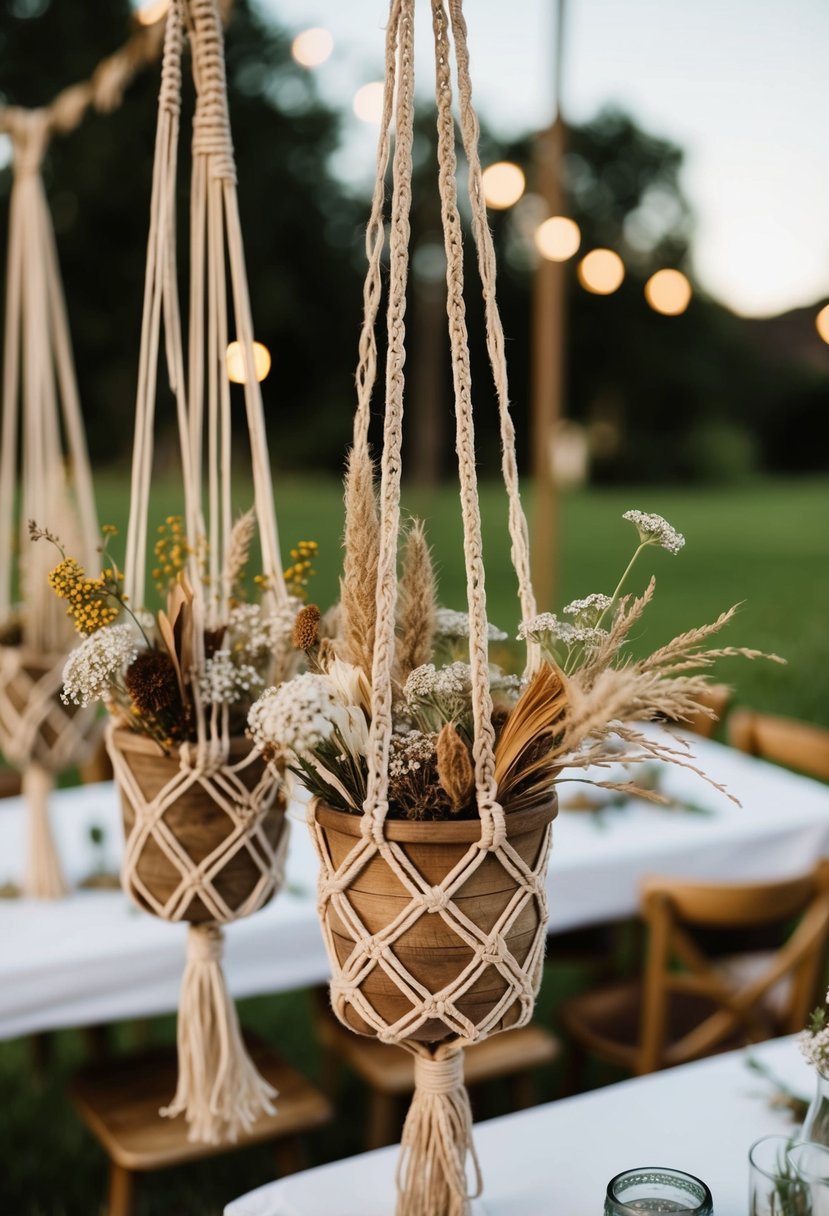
[682,684,732,739]
[0,769,21,799]
[729,709,829,783]
[637,860,829,1074]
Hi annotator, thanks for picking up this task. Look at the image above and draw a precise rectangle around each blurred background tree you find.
[1,0,827,482]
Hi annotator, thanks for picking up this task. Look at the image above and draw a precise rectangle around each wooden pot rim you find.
[314,795,557,843]
[109,724,259,763]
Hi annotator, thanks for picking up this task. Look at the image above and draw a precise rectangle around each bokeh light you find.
[135,0,169,25]
[578,249,625,295]
[816,304,829,345]
[226,341,272,384]
[291,28,334,69]
[645,268,693,316]
[352,82,384,125]
[534,215,581,262]
[481,162,525,210]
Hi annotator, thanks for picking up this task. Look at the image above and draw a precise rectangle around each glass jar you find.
[605,1167,714,1214]
[803,1070,829,1147]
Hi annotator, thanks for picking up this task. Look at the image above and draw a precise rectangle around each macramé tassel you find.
[161,922,277,1143]
[395,1047,482,1216]
[23,763,67,899]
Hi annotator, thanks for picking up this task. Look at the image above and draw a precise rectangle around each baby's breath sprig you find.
[284,540,319,601]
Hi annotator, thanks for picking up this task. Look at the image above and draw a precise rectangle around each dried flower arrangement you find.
[800,1000,829,1075]
[31,516,320,750]
[248,458,776,819]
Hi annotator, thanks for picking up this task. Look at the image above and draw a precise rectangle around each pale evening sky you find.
[263,0,829,319]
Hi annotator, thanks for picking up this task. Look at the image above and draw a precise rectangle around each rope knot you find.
[363,936,384,961]
[480,936,503,966]
[187,922,224,963]
[178,738,226,777]
[413,1049,464,1096]
[9,109,50,178]
[185,0,237,182]
[423,884,449,913]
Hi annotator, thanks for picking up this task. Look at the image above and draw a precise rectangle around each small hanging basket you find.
[0,108,102,899]
[110,726,287,925]
[0,646,98,775]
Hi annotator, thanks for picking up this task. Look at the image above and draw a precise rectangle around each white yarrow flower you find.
[518,613,607,649]
[200,649,264,705]
[623,510,685,555]
[62,624,141,707]
[434,607,508,642]
[563,593,613,623]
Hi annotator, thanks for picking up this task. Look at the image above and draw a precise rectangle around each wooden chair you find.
[681,683,732,738]
[315,992,559,1149]
[70,1036,332,1216]
[558,860,829,1084]
[0,768,21,798]
[729,709,829,783]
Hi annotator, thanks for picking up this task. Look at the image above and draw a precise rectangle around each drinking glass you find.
[788,1142,829,1216]
[749,1135,810,1215]
[604,1167,714,1214]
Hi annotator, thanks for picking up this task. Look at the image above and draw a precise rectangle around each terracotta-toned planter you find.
[110,726,286,924]
[314,797,557,1042]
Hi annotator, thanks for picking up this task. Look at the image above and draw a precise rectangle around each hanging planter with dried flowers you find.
[34,0,308,1145]
[0,109,102,901]
[248,0,780,1210]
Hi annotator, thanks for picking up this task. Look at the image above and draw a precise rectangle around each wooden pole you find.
[530,0,567,612]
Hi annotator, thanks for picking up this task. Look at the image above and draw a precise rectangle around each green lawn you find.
[2,472,827,1214]
[95,470,829,726]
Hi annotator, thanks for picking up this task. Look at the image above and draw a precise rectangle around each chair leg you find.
[318,1042,342,1099]
[561,1039,589,1098]
[107,1163,135,1216]
[82,1023,110,1063]
[366,1091,399,1150]
[508,1070,537,1111]
[273,1134,308,1177]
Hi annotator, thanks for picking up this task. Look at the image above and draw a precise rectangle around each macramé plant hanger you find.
[105,0,290,1144]
[309,1,556,1212]
[0,108,101,900]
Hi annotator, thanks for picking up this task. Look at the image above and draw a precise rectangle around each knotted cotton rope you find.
[0,109,101,899]
[310,2,554,1213]
[113,0,289,1143]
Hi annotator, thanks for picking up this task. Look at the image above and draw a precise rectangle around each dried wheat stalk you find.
[339,444,380,681]
[395,518,437,684]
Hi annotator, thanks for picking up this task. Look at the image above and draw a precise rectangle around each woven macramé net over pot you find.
[109,725,286,925]
[0,644,101,773]
[312,797,557,1044]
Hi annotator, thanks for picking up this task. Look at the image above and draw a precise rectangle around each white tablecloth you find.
[225,1036,815,1216]
[2,732,829,1040]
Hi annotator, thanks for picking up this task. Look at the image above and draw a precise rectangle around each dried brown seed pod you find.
[436,722,475,813]
[293,603,321,651]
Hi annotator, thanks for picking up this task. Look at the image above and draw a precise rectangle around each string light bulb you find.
[291,28,334,68]
[136,0,169,24]
[535,216,581,262]
[645,268,692,316]
[816,304,829,345]
[578,249,625,295]
[352,82,384,125]
[481,162,525,210]
[226,341,271,384]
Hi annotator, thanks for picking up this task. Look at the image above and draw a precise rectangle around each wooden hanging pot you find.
[313,798,557,1044]
[109,725,287,925]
